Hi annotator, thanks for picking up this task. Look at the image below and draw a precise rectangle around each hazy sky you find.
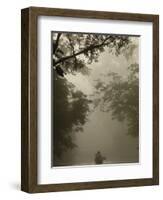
[55,36,139,166]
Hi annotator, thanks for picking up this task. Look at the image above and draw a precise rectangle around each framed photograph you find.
[21,7,159,193]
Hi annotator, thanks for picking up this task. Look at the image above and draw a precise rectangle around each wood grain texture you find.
[21,8,38,193]
[28,6,157,21]
[152,15,159,185]
[21,7,159,193]
[21,8,30,192]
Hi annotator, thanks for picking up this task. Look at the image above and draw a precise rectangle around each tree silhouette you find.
[94,63,139,137]
[52,32,135,164]
[52,32,130,75]
[52,72,91,163]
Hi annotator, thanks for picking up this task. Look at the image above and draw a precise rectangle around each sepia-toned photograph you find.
[21,7,159,193]
[51,32,139,167]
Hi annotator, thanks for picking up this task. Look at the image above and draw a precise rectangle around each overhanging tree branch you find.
[53,36,111,67]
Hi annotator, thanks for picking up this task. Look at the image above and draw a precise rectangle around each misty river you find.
[52,35,139,167]
[55,107,139,167]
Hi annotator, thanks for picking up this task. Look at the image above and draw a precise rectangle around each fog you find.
[53,36,139,167]
[59,108,138,166]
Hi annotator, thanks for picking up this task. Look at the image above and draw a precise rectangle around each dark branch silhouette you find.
[52,33,130,74]
[53,37,111,66]
[53,33,62,54]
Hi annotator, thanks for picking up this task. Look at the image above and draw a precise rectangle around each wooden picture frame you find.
[21,7,159,193]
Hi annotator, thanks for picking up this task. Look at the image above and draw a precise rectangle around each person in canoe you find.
[94,151,106,164]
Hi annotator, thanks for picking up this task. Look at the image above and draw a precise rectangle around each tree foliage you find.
[52,32,135,162]
[53,73,91,161]
[52,33,130,75]
[94,63,139,137]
